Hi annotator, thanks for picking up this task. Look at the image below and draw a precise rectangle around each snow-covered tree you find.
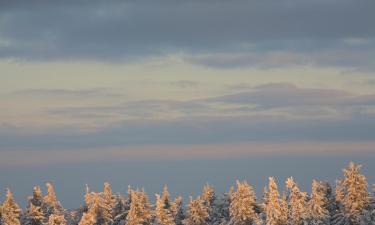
[285,177,308,225]
[48,214,67,225]
[201,184,215,208]
[126,189,152,225]
[211,188,232,225]
[43,182,64,222]
[78,212,96,225]
[161,186,172,210]
[307,180,329,225]
[332,162,370,225]
[102,182,116,220]
[24,186,45,225]
[155,194,175,225]
[229,181,261,225]
[112,194,127,225]
[183,196,209,225]
[201,184,215,224]
[170,196,185,225]
[24,203,44,225]
[263,177,287,225]
[1,189,21,225]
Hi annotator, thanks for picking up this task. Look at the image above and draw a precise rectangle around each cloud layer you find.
[1,0,374,70]
[2,83,375,151]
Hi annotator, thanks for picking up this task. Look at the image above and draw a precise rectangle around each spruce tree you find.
[285,177,308,225]
[43,182,64,222]
[24,186,45,225]
[155,194,175,225]
[126,189,152,225]
[229,180,261,225]
[102,182,116,221]
[170,196,185,225]
[307,180,329,225]
[25,203,44,225]
[48,214,67,225]
[1,189,21,225]
[264,177,287,225]
[183,196,209,225]
[333,162,370,225]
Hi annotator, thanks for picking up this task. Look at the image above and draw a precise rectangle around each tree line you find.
[0,162,374,225]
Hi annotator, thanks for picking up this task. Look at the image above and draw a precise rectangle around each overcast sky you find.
[0,0,375,207]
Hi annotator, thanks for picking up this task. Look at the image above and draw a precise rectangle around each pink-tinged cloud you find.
[1,141,374,166]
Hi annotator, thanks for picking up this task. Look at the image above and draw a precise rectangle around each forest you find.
[0,162,374,225]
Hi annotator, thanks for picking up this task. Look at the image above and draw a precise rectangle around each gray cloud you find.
[0,0,374,69]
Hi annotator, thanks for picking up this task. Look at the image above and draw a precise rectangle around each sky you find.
[0,0,375,207]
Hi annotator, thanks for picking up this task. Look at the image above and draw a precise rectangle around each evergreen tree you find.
[102,182,116,221]
[263,177,287,225]
[285,177,308,225]
[24,186,45,225]
[183,196,209,225]
[25,203,44,225]
[161,186,172,210]
[155,194,175,225]
[211,188,232,225]
[307,180,329,225]
[333,162,370,225]
[201,184,215,207]
[170,196,185,225]
[43,182,64,222]
[78,212,96,225]
[48,214,67,225]
[126,189,152,225]
[201,184,215,224]
[112,194,127,225]
[1,189,21,225]
[229,181,261,225]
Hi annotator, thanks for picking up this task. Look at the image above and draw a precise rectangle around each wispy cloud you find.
[11,87,124,99]
[1,141,375,166]
[2,83,375,151]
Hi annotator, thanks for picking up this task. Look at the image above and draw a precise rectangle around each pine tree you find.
[48,214,67,225]
[126,189,152,225]
[263,177,287,225]
[285,177,308,225]
[229,180,261,225]
[183,196,209,225]
[307,180,329,225]
[333,162,370,225]
[43,182,64,222]
[211,189,232,225]
[25,203,44,225]
[201,184,215,207]
[155,194,175,225]
[201,184,215,224]
[112,194,127,225]
[170,196,185,225]
[102,182,116,221]
[78,212,96,225]
[1,189,22,225]
[161,186,172,210]
[24,186,45,225]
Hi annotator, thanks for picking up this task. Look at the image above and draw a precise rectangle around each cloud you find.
[11,87,123,98]
[184,50,375,70]
[2,83,375,151]
[169,80,199,88]
[1,141,375,166]
[0,0,374,70]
